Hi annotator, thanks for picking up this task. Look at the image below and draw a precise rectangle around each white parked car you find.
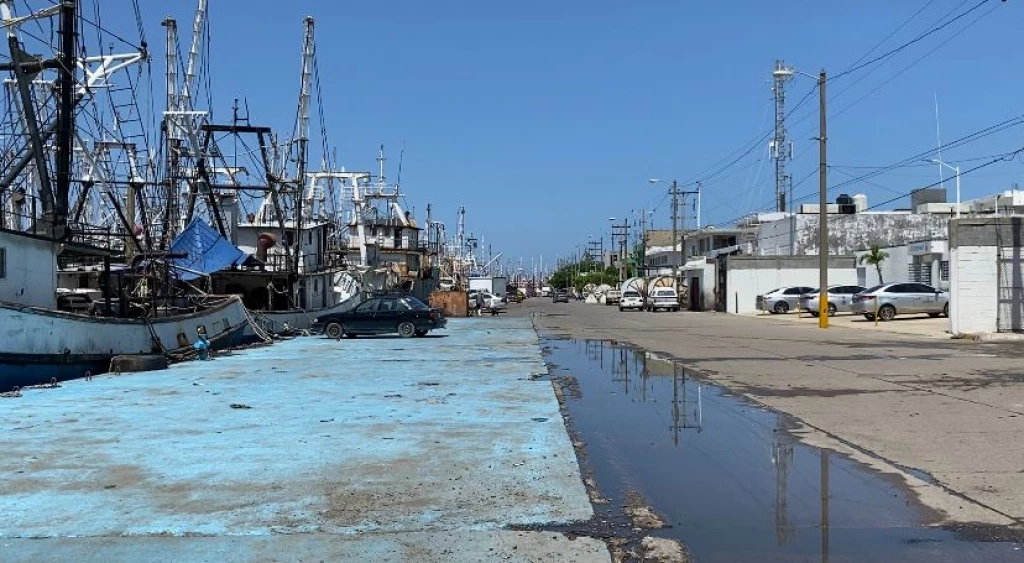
[618,290,645,311]
[479,292,507,315]
[756,286,815,314]
[646,288,679,312]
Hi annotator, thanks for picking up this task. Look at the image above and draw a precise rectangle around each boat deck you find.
[0,318,605,562]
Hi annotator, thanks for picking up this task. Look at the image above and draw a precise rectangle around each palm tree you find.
[860,245,889,283]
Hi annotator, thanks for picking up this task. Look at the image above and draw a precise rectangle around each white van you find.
[647,288,679,312]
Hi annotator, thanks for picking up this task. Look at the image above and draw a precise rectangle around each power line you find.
[831,0,993,80]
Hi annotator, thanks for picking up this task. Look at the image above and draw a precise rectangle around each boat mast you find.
[293,15,314,278]
[160,17,179,248]
[52,0,78,240]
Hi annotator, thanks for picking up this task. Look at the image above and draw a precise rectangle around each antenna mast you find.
[771,60,794,214]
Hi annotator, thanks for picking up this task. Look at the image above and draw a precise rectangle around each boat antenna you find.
[396,141,405,189]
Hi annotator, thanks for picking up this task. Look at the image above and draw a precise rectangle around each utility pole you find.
[671,180,679,292]
[610,219,630,282]
[818,69,829,329]
[639,211,648,278]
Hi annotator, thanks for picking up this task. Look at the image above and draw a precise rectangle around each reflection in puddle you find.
[550,339,1022,563]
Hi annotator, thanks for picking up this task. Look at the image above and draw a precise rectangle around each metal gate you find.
[997,246,1024,332]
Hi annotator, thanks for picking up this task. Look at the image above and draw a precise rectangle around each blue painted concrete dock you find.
[0,318,607,562]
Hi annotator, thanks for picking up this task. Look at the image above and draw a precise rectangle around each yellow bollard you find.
[874,296,879,327]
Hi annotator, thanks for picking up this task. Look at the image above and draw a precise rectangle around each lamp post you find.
[929,158,961,218]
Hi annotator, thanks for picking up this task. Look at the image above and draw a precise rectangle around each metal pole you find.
[671,180,679,293]
[696,180,702,229]
[818,70,829,329]
[955,165,961,219]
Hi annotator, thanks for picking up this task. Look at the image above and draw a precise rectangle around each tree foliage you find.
[859,245,889,283]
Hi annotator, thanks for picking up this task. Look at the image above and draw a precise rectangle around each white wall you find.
[727,264,859,315]
[950,245,998,335]
[0,230,57,308]
[854,245,910,288]
[681,262,716,311]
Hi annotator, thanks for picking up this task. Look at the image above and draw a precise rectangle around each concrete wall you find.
[681,260,716,311]
[725,255,859,315]
[949,218,1024,335]
[950,245,998,335]
[757,213,949,256]
[0,230,57,308]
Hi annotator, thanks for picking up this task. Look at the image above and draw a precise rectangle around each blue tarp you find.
[169,218,248,280]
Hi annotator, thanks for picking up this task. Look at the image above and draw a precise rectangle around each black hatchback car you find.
[313,295,447,338]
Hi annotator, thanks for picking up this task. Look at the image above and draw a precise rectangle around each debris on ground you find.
[640,536,690,563]
[229,403,252,409]
[624,490,665,529]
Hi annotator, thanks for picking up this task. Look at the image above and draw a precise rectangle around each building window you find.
[940,260,950,282]
[0,247,5,279]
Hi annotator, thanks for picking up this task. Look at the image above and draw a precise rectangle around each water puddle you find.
[544,338,1023,563]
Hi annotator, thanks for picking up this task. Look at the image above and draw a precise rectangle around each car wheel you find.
[878,304,896,322]
[943,303,949,317]
[325,322,344,339]
[398,321,416,338]
[414,329,428,337]
[827,303,837,317]
[618,307,624,312]
[773,301,789,314]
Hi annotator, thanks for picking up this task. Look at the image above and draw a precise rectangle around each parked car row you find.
[615,287,680,312]
[757,283,949,321]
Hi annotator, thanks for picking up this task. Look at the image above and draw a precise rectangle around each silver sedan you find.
[850,282,950,321]
[798,285,867,317]
[756,286,816,314]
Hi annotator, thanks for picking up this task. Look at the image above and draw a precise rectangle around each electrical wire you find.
[831,0,992,81]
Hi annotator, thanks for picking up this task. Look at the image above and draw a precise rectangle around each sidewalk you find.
[745,310,952,339]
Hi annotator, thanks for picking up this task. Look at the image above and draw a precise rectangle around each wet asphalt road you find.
[507,299,1024,562]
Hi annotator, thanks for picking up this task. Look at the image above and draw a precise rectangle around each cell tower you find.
[771,60,795,213]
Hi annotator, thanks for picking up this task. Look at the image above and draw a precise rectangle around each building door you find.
[689,276,702,311]
[997,246,1024,332]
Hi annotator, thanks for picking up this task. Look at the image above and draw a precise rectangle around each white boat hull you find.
[0,296,250,391]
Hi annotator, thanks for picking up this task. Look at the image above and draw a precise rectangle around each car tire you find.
[414,329,428,337]
[878,304,896,322]
[773,301,789,314]
[398,321,416,338]
[325,322,344,339]
[827,303,837,317]
[943,303,949,317]
[618,307,624,312]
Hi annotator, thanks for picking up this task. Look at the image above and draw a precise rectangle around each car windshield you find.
[624,291,640,297]
[402,297,430,310]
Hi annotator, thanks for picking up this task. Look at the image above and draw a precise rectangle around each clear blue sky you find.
[120,1,1022,267]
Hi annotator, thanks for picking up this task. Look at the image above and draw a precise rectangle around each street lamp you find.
[928,158,961,218]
